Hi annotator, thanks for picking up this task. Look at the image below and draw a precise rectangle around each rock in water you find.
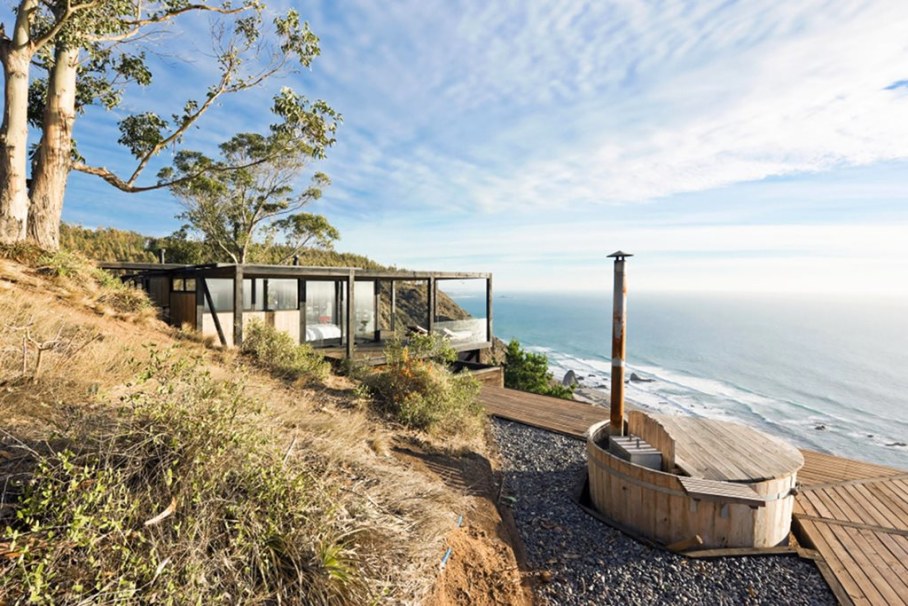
[629,372,654,383]
[562,370,578,387]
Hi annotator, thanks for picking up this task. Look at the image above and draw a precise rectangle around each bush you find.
[0,242,45,265]
[1,246,152,314]
[39,250,152,313]
[365,334,483,436]
[504,339,574,399]
[241,319,329,381]
[0,351,368,605]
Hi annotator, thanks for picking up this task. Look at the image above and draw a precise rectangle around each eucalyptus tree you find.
[164,111,340,264]
[0,0,334,249]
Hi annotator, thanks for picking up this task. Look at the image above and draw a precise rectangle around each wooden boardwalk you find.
[480,385,908,606]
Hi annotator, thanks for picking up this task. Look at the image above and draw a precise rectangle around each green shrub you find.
[241,319,329,381]
[26,248,152,313]
[0,350,368,605]
[504,339,574,399]
[365,334,483,436]
[0,241,45,265]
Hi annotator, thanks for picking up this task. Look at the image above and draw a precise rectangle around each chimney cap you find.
[607,250,633,259]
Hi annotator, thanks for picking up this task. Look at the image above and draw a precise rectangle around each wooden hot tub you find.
[586,411,804,549]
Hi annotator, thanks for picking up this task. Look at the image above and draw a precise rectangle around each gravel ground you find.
[492,419,837,606]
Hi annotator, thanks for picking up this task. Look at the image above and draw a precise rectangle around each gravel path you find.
[492,419,837,606]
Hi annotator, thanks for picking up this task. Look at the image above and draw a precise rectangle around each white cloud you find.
[303,1,908,214]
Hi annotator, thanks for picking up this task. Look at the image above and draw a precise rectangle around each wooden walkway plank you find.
[850,483,906,531]
[813,520,884,605]
[873,530,908,565]
[875,481,908,519]
[834,525,906,606]
[838,484,894,529]
[854,529,908,601]
[801,518,869,606]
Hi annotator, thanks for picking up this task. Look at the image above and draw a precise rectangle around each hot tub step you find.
[608,434,663,470]
[679,476,767,507]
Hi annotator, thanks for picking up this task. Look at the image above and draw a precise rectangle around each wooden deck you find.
[480,384,613,437]
[480,385,908,605]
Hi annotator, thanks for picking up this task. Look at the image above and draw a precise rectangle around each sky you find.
[61,0,908,295]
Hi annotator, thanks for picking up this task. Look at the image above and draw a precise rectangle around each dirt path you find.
[394,441,534,606]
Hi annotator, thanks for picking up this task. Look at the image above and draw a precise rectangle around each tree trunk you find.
[0,1,37,244]
[28,45,78,250]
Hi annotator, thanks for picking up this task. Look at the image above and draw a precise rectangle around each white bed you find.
[441,327,475,342]
[305,323,342,341]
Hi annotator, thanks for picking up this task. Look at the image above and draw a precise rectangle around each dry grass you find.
[0,256,478,604]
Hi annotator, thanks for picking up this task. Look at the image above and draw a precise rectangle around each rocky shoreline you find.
[491,418,836,606]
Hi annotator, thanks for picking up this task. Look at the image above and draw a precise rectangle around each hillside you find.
[0,248,528,605]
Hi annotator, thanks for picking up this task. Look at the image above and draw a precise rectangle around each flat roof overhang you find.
[100,262,490,281]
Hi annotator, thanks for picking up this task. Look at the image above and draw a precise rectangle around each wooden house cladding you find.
[101,262,493,361]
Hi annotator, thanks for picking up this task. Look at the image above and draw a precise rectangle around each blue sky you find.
[62,1,908,295]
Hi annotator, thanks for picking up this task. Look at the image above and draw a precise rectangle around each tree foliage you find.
[503,339,574,400]
[162,101,340,263]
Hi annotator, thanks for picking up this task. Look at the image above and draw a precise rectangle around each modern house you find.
[101,262,493,362]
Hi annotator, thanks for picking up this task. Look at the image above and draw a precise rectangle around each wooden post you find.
[334,281,343,331]
[427,277,436,334]
[298,279,307,344]
[233,265,244,348]
[608,251,632,436]
[194,274,204,332]
[345,271,355,359]
[374,281,381,342]
[486,275,493,343]
[390,281,397,332]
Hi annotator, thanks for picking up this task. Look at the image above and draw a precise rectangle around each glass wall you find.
[203,278,234,312]
[242,278,299,311]
[267,279,298,310]
[378,280,428,335]
[434,279,488,345]
[304,281,342,344]
[354,280,376,341]
[244,278,265,311]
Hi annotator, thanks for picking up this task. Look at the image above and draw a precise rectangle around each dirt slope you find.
[0,255,530,605]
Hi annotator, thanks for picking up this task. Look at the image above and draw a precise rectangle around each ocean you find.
[454,291,908,468]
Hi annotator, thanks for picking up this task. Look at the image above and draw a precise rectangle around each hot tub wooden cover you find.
[653,415,804,483]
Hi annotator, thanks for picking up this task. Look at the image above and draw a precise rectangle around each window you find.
[172,277,196,292]
[267,279,298,310]
[244,278,299,311]
[306,281,337,326]
[304,281,343,344]
[243,279,265,311]
[203,279,234,312]
[354,281,376,338]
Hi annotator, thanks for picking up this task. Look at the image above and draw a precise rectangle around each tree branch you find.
[90,3,249,43]
[32,0,102,50]
[120,33,286,187]
[71,151,277,192]
[125,59,235,186]
[120,3,247,28]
